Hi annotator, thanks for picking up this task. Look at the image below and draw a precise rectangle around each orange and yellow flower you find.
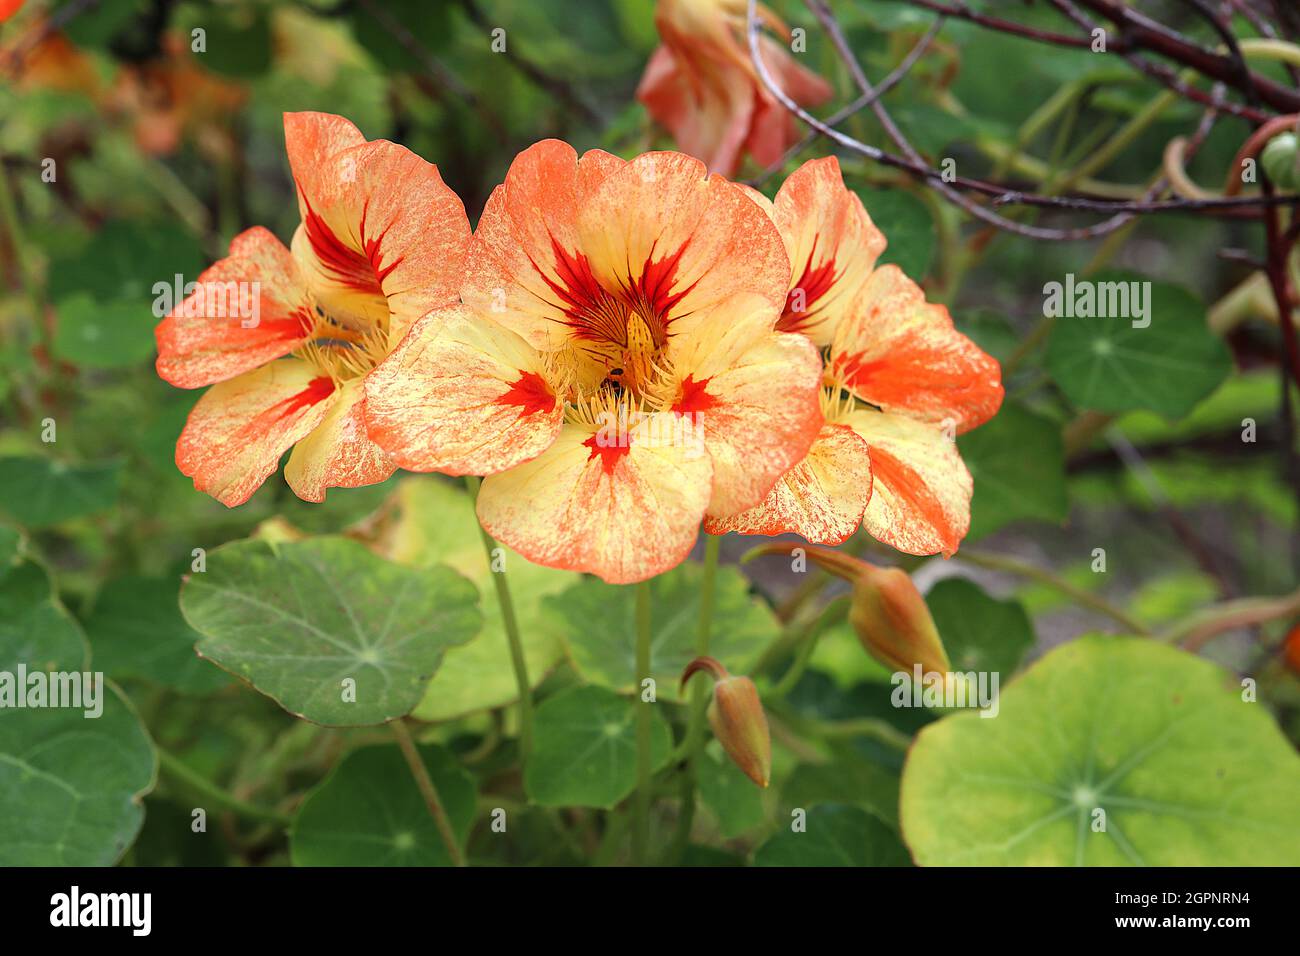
[707,157,1003,555]
[364,141,824,584]
[155,111,471,506]
[637,0,831,177]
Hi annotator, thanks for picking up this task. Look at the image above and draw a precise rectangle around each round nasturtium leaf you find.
[925,577,1034,678]
[697,747,765,838]
[900,636,1300,865]
[754,804,911,867]
[0,456,123,528]
[524,685,673,809]
[381,478,574,721]
[179,536,482,726]
[53,294,159,370]
[290,744,476,867]
[959,401,1067,540]
[85,575,230,694]
[545,562,780,701]
[1045,274,1231,418]
[0,558,87,674]
[0,541,158,865]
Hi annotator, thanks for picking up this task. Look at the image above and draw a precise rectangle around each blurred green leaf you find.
[0,548,158,869]
[179,537,481,725]
[180,3,273,78]
[53,294,156,369]
[959,400,1068,539]
[697,747,765,838]
[901,636,1300,864]
[926,577,1034,676]
[0,456,123,528]
[546,561,780,702]
[753,804,910,866]
[856,186,934,279]
[348,0,453,72]
[85,575,230,694]
[290,744,475,866]
[524,685,671,809]
[1046,274,1232,417]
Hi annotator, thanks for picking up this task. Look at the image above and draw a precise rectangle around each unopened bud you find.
[682,656,771,788]
[746,544,950,677]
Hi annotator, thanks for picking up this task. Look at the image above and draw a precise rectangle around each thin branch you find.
[749,15,946,187]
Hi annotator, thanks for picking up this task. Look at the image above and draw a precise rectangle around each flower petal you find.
[283,111,471,341]
[462,140,626,352]
[830,265,1004,433]
[703,423,871,544]
[636,44,754,177]
[463,143,788,354]
[476,420,712,584]
[363,305,564,475]
[666,303,823,516]
[772,156,885,346]
[284,379,394,502]
[846,410,971,557]
[155,226,311,388]
[176,359,338,507]
[575,152,790,343]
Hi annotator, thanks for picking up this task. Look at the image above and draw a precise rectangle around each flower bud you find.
[746,544,950,678]
[682,656,771,788]
[1261,132,1300,190]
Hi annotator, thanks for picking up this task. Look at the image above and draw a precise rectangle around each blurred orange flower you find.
[707,157,1003,555]
[110,34,247,157]
[637,0,831,177]
[364,141,823,583]
[156,112,471,506]
[0,0,23,24]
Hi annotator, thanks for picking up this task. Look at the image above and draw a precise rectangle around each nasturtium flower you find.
[637,0,831,177]
[156,111,471,506]
[707,157,1003,555]
[364,140,823,584]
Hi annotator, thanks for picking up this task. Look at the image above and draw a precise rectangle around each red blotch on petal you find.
[275,376,336,419]
[498,371,556,417]
[583,432,631,475]
[673,374,717,415]
[779,239,839,335]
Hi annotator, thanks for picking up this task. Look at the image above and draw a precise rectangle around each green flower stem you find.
[768,594,852,700]
[957,550,1149,635]
[768,704,913,753]
[668,534,721,861]
[1161,586,1300,651]
[156,748,292,827]
[463,476,533,761]
[390,719,466,867]
[631,578,653,865]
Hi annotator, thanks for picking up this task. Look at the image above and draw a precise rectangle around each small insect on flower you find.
[682,655,772,788]
[155,112,471,506]
[364,141,824,584]
[707,157,1005,556]
[637,0,832,177]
